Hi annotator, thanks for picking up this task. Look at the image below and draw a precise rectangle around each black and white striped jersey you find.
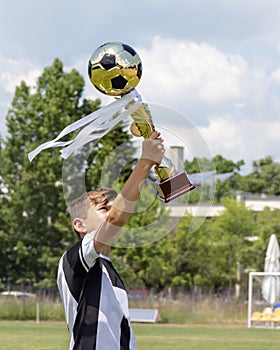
[57,231,137,350]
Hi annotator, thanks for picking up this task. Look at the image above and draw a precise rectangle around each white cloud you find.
[199,116,280,172]
[270,67,280,84]
[0,54,41,137]
[0,54,41,94]
[200,116,248,158]
[137,37,248,105]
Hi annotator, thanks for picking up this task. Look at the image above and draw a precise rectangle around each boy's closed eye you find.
[97,206,109,213]
[98,207,108,212]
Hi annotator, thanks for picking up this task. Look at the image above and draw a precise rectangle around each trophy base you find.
[155,171,196,203]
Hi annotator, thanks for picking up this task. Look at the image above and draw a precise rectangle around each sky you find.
[1,0,280,174]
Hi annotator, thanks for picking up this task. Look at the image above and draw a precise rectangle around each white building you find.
[169,192,280,218]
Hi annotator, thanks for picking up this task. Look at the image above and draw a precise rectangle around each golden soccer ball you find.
[88,42,142,96]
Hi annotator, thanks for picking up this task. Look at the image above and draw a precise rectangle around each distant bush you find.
[0,297,64,321]
[0,294,247,324]
[129,294,247,325]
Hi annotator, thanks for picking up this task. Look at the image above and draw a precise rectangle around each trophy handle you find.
[130,103,155,139]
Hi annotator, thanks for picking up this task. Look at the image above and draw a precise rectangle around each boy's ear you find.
[72,218,86,233]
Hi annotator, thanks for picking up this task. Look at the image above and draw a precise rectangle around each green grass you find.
[0,321,68,350]
[1,321,280,350]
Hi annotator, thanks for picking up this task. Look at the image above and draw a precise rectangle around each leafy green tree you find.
[206,198,257,293]
[0,187,10,289]
[111,187,170,289]
[184,155,244,175]
[213,155,244,174]
[212,155,244,202]
[240,156,280,195]
[170,216,202,289]
[184,157,215,174]
[0,59,93,286]
[171,200,258,293]
[168,216,221,291]
[0,58,133,287]
[251,208,280,272]
[184,155,244,203]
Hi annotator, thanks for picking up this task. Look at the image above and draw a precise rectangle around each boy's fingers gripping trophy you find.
[141,131,165,165]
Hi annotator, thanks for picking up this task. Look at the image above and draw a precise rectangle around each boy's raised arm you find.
[94,131,164,253]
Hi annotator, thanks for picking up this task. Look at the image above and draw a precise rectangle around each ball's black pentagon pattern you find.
[100,54,116,70]
[111,75,128,89]
[94,84,106,95]
[88,60,92,79]
[122,44,137,56]
[137,62,142,79]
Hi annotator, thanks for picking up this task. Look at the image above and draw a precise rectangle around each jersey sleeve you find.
[57,230,99,337]
[80,230,99,271]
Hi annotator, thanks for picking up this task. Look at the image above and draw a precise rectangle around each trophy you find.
[88,42,195,202]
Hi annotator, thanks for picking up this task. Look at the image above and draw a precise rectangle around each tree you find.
[206,198,257,294]
[184,157,215,174]
[171,199,258,293]
[184,155,244,175]
[110,186,170,289]
[0,58,134,287]
[170,216,205,290]
[183,155,245,203]
[240,156,280,195]
[213,155,244,174]
[252,208,280,272]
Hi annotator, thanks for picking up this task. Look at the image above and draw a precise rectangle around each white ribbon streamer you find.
[28,89,142,161]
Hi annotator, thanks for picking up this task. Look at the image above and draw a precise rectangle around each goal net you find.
[248,272,280,328]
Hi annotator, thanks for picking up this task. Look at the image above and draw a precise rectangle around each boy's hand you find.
[141,131,165,165]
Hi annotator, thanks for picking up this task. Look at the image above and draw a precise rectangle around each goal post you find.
[248,271,280,328]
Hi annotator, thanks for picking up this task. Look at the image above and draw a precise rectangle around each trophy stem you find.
[155,164,175,181]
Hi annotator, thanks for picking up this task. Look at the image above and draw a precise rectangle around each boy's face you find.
[73,200,114,238]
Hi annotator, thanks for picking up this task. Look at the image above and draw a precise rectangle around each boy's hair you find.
[67,187,117,238]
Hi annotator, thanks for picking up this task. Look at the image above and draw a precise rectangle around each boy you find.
[57,131,165,350]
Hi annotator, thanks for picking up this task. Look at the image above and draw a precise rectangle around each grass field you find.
[1,321,280,350]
